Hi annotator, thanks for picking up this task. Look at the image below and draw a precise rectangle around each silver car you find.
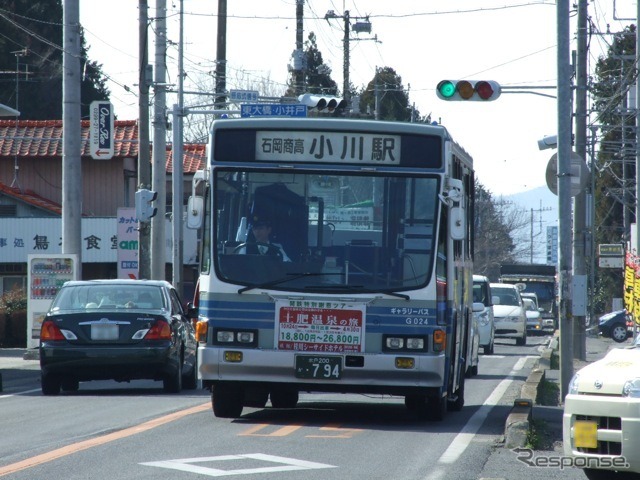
[473,275,495,354]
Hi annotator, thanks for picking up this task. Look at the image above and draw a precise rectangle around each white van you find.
[473,275,495,354]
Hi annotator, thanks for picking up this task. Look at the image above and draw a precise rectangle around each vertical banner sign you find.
[117,207,138,279]
[624,251,640,325]
[90,101,114,160]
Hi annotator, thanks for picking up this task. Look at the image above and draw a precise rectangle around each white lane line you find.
[0,388,41,398]
[423,355,536,480]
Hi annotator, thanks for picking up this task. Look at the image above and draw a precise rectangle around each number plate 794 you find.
[295,355,342,379]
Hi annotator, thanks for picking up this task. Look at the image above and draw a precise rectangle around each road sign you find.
[599,243,624,256]
[240,104,307,118]
[229,89,259,103]
[90,101,114,160]
[545,151,589,196]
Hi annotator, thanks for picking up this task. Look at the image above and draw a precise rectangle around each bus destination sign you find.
[256,131,401,165]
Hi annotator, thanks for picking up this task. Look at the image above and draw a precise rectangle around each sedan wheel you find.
[610,323,628,343]
[163,359,182,393]
[41,373,61,396]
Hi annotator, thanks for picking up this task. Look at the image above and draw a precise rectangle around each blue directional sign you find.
[240,104,307,118]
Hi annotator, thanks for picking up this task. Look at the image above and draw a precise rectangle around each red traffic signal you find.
[436,80,501,101]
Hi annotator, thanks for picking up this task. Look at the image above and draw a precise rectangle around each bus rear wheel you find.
[212,384,244,418]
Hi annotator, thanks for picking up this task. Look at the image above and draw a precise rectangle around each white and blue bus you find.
[189,117,476,421]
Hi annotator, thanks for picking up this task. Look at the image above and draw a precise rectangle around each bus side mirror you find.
[187,195,204,229]
[450,206,465,240]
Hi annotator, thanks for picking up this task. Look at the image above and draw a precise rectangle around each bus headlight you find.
[386,337,404,349]
[383,335,427,352]
[214,329,258,347]
[217,330,235,343]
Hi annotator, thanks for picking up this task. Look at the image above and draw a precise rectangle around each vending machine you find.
[27,254,79,349]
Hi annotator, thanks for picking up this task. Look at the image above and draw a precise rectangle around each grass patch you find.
[536,376,560,406]
[526,419,552,450]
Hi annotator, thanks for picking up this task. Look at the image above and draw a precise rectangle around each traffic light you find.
[135,189,158,222]
[298,93,347,112]
[436,80,501,101]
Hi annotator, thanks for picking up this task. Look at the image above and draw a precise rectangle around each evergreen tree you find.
[285,32,339,98]
[359,67,412,122]
[473,183,518,281]
[0,0,109,120]
[590,25,636,312]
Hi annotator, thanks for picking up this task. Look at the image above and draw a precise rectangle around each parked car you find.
[490,283,527,346]
[598,309,633,343]
[563,335,640,476]
[39,279,198,395]
[523,297,544,335]
[473,275,495,355]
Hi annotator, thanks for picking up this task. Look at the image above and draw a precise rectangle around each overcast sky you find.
[80,0,635,196]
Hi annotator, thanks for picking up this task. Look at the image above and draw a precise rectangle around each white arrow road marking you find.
[141,453,336,477]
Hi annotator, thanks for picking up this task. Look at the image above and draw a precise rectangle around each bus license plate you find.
[295,355,342,380]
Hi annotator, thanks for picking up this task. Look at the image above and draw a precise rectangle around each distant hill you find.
[499,186,558,264]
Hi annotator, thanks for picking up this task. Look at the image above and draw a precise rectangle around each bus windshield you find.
[213,169,440,293]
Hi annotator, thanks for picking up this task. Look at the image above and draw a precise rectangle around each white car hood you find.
[573,347,640,395]
[493,305,520,318]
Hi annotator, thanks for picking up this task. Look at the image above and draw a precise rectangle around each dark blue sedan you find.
[39,279,198,395]
[598,309,633,343]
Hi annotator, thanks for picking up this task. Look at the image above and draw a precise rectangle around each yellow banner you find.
[625,252,640,325]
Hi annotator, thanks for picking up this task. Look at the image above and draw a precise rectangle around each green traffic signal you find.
[436,80,501,101]
[437,80,457,99]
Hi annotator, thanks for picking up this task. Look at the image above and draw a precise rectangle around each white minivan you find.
[473,275,495,355]
[490,282,527,346]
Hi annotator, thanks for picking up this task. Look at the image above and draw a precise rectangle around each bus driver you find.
[240,217,291,262]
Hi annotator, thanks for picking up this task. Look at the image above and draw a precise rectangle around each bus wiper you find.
[237,272,327,294]
[304,284,410,300]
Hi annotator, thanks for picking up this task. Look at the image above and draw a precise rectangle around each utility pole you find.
[172,0,185,296]
[557,1,574,399]
[62,0,82,274]
[151,0,167,280]
[342,10,350,104]
[530,205,553,263]
[138,0,151,280]
[293,0,305,95]
[324,10,374,106]
[573,0,588,361]
[215,0,227,111]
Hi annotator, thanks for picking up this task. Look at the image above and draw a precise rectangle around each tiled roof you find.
[0,120,205,173]
[0,181,62,215]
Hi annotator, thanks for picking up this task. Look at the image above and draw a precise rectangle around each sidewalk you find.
[0,348,40,370]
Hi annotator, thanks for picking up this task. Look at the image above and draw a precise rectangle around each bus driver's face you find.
[253,224,271,243]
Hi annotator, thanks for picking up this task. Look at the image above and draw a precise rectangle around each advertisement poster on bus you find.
[275,298,365,352]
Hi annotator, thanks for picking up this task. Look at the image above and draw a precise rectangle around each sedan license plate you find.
[91,324,119,340]
[295,355,342,380]
[574,420,598,449]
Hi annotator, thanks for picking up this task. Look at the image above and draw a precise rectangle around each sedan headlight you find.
[568,373,580,395]
[623,378,640,397]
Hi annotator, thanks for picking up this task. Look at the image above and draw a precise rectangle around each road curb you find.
[504,336,556,449]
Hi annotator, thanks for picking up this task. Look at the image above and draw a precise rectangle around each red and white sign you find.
[275,299,365,352]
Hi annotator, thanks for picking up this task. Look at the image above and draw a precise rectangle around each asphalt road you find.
[0,333,611,480]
